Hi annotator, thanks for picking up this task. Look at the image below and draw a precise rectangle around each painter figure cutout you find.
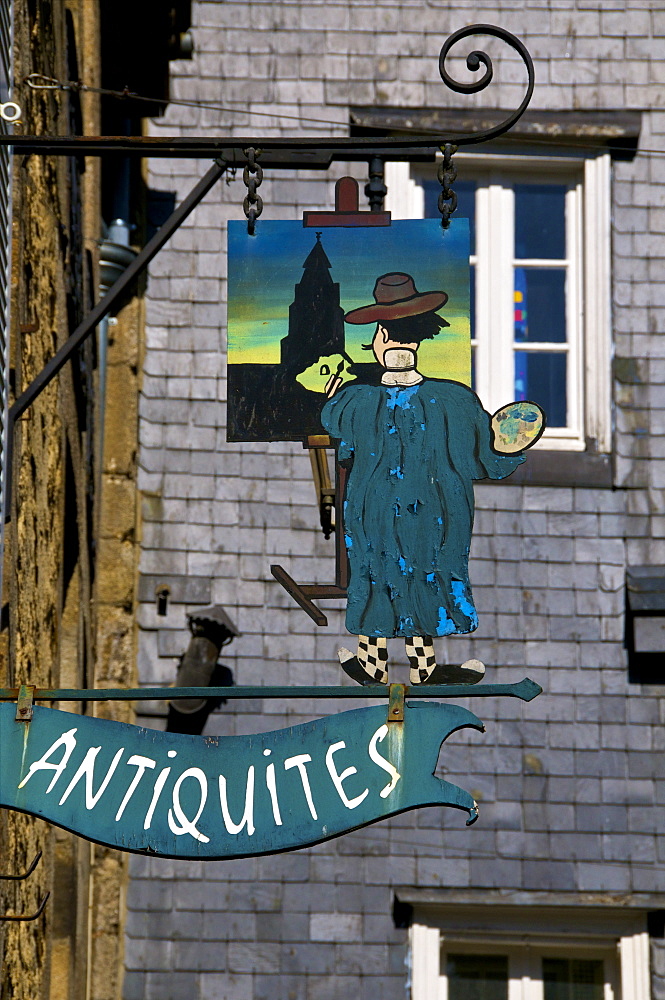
[321,272,544,687]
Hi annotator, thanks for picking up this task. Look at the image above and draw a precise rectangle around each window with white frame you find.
[440,940,619,1000]
[409,909,650,1000]
[385,153,611,453]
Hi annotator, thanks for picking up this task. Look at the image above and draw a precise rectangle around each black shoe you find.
[338,648,388,686]
[414,658,485,685]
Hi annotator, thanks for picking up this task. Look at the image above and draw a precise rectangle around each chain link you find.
[242,147,264,235]
[437,143,458,231]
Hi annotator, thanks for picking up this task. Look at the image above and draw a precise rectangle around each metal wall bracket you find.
[0,676,543,704]
[0,26,534,158]
[0,892,50,922]
[0,850,42,881]
[4,159,228,524]
[15,684,34,722]
[0,851,49,922]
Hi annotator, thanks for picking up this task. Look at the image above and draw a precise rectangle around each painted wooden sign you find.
[0,700,485,858]
[227,219,472,442]
[229,206,545,685]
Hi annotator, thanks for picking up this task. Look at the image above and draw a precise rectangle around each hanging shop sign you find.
[0,25,546,863]
[0,699,495,858]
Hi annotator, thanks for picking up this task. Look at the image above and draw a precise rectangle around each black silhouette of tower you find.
[280,232,345,370]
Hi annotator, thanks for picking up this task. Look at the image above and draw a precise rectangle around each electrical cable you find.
[22,74,663,159]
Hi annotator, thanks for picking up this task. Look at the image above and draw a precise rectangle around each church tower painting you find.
[280,232,345,370]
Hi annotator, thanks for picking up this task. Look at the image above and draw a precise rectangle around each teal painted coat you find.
[321,379,523,638]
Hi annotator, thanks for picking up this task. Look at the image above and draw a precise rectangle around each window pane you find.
[515,351,567,427]
[543,958,604,1000]
[514,267,566,344]
[515,183,566,259]
[423,179,476,255]
[446,953,508,1000]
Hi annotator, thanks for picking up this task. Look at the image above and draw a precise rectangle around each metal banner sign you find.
[0,700,485,858]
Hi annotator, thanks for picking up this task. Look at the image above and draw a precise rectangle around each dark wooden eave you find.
[350,107,642,159]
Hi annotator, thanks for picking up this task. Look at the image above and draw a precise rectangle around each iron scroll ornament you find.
[8,25,534,157]
[438,24,535,147]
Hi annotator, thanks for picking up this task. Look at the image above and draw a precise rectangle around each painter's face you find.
[371,323,418,368]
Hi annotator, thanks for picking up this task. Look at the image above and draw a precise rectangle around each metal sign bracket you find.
[388,683,406,723]
[15,683,34,722]
[0,849,50,923]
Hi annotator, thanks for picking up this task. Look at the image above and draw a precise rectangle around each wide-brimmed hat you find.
[344,272,448,325]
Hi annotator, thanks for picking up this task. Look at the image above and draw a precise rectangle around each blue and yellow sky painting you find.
[227,218,471,384]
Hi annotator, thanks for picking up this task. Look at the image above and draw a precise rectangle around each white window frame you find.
[385,152,611,453]
[410,914,650,1000]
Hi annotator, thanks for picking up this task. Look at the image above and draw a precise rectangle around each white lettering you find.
[18,729,78,793]
[143,767,171,830]
[325,741,368,810]
[368,725,401,798]
[115,755,156,821]
[169,768,210,843]
[284,754,318,820]
[265,763,282,826]
[58,745,124,809]
[218,767,255,836]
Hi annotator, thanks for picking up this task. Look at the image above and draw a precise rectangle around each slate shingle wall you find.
[125,2,665,997]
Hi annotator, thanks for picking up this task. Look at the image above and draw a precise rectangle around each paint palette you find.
[491,400,545,454]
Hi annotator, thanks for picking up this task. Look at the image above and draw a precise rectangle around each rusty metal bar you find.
[0,25,533,161]
[0,136,439,158]
[0,679,543,702]
[0,851,42,881]
[0,892,50,922]
[10,159,226,424]
[5,158,227,522]
[0,850,49,923]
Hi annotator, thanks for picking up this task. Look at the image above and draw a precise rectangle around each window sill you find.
[490,448,613,489]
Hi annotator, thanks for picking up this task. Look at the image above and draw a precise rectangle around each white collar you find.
[381,368,424,386]
[380,347,423,386]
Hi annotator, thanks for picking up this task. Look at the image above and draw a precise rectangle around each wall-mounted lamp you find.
[155,583,171,617]
[166,605,239,735]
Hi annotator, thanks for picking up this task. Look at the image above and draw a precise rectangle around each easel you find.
[271,177,391,626]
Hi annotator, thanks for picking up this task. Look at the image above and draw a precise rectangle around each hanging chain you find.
[242,147,263,235]
[437,142,458,230]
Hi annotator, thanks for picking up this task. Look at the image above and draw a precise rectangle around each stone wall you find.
[0,2,141,998]
[1,2,88,996]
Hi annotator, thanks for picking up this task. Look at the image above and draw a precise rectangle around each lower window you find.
[443,943,617,1000]
[409,905,651,1000]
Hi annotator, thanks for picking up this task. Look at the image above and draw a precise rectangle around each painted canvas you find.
[227,219,472,441]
